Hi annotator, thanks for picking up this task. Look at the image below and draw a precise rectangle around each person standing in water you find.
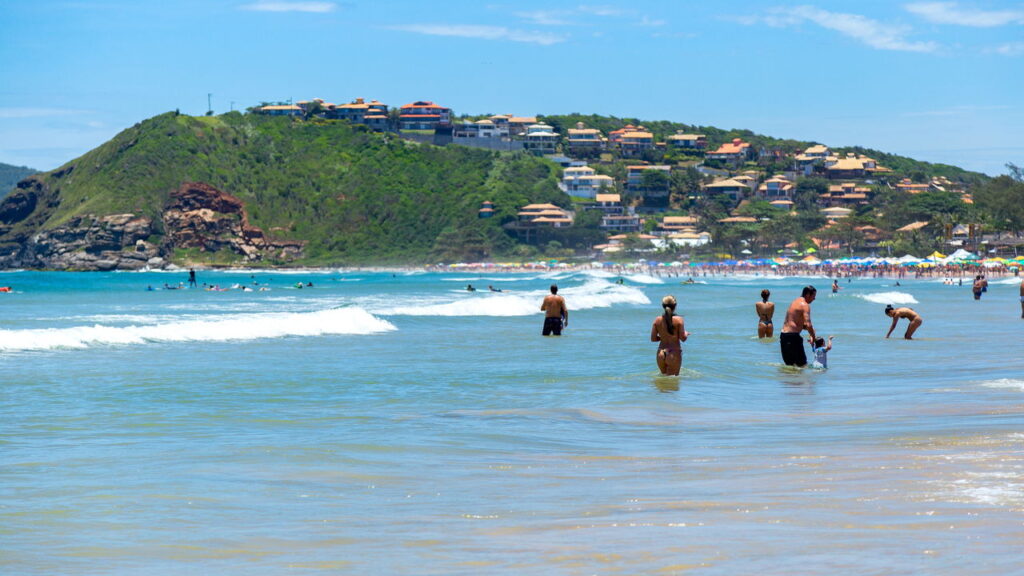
[188,268,197,288]
[540,284,568,336]
[832,279,840,294]
[1020,277,1024,319]
[755,289,775,338]
[884,304,923,339]
[780,286,817,367]
[651,295,688,376]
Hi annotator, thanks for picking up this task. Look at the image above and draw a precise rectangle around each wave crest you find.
[0,307,395,351]
[856,291,919,305]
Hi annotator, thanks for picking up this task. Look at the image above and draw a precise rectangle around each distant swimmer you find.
[972,275,983,300]
[884,305,922,339]
[812,336,834,369]
[755,289,775,338]
[540,284,568,336]
[832,279,840,293]
[0,286,12,293]
[683,277,695,284]
[651,295,689,376]
[780,286,817,367]
[488,285,502,292]
[466,284,476,292]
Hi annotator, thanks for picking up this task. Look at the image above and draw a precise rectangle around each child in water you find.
[811,335,834,369]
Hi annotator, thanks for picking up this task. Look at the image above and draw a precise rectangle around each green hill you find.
[0,109,1004,270]
[0,112,566,267]
[0,162,38,200]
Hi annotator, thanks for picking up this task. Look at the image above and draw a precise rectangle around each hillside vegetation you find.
[6,112,566,264]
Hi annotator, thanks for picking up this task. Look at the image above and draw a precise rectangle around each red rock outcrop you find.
[162,182,304,261]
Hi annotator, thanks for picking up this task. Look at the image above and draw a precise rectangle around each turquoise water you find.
[2,269,1022,575]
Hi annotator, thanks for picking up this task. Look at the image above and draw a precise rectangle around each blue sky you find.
[1,0,1021,175]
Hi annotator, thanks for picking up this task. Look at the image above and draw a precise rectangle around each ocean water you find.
[2,269,1022,575]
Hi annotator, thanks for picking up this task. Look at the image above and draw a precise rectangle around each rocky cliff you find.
[0,179,303,270]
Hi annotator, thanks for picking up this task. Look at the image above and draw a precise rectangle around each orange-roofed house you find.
[706,138,752,164]
[594,193,624,215]
[825,153,889,179]
[566,122,606,156]
[507,116,538,137]
[618,128,655,158]
[824,182,871,207]
[608,124,638,145]
[757,175,794,202]
[333,97,390,130]
[257,104,303,117]
[667,131,707,151]
[517,204,574,228]
[702,177,753,202]
[895,178,931,195]
[398,101,452,131]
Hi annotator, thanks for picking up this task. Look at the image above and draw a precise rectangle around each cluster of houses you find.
[255,97,968,255]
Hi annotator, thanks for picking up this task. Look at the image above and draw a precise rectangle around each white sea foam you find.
[856,291,918,305]
[374,279,649,317]
[980,379,1024,392]
[623,274,665,284]
[992,277,1024,285]
[0,307,395,351]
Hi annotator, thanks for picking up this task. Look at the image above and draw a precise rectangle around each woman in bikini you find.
[651,295,689,376]
[884,304,923,340]
[755,289,775,339]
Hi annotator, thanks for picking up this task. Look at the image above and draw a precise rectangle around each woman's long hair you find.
[662,295,677,335]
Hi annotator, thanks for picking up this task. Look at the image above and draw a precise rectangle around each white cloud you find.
[514,10,572,26]
[388,24,565,45]
[576,5,623,17]
[989,41,1024,55]
[239,1,336,13]
[905,2,1024,27]
[756,6,939,53]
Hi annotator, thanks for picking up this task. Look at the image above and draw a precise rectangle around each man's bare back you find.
[541,294,566,319]
[540,284,568,336]
[782,296,814,337]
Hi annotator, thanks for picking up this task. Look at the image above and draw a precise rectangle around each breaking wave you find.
[0,307,395,352]
[375,279,650,317]
[855,291,919,305]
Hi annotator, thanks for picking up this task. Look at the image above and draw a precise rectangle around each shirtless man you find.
[884,305,922,339]
[540,284,568,336]
[780,286,817,367]
[651,295,689,375]
[755,289,775,338]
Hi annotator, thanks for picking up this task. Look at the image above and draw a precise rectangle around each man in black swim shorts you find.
[780,286,817,366]
[540,284,568,336]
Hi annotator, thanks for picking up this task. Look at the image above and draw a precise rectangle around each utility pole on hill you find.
[207,93,212,116]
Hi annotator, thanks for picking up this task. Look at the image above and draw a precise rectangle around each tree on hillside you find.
[973,170,1024,234]
[793,177,828,211]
